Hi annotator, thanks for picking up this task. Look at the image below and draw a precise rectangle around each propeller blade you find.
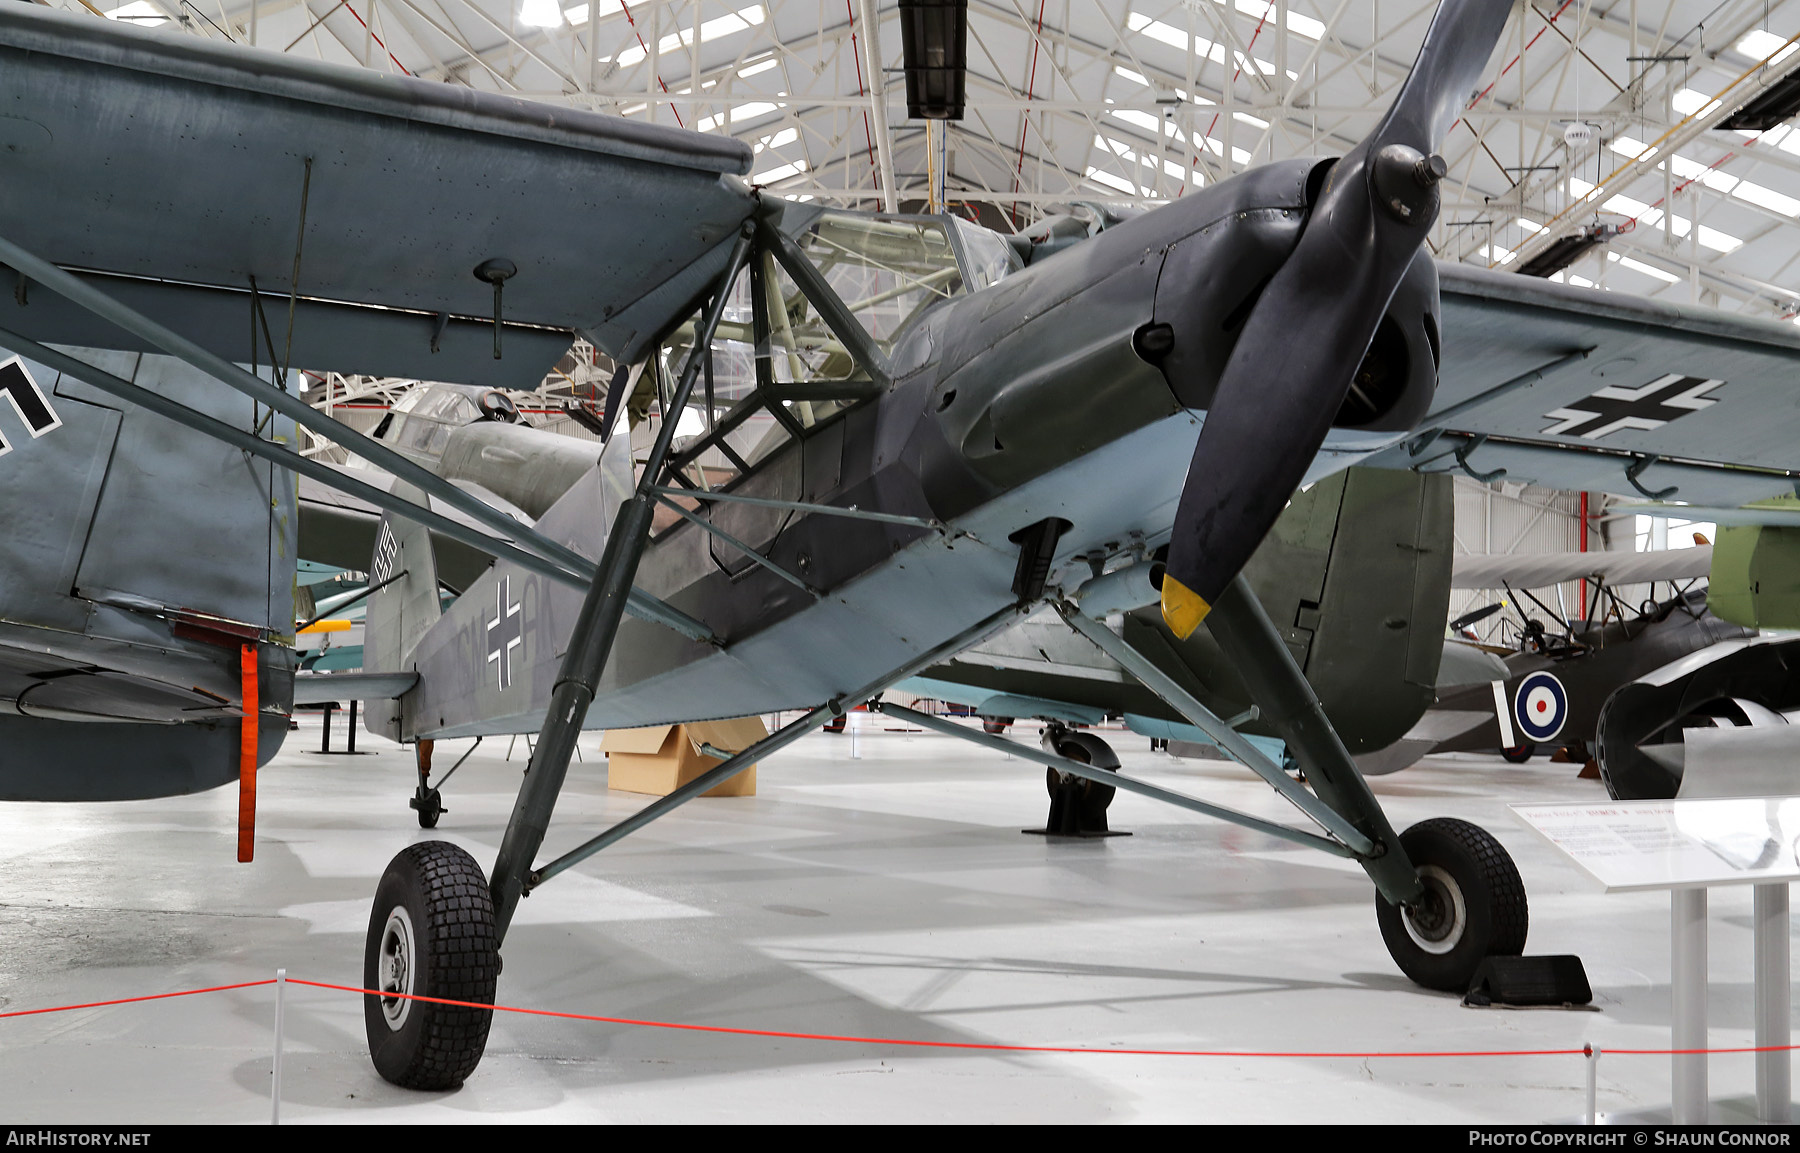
[1159,0,1510,639]
[1449,602,1505,632]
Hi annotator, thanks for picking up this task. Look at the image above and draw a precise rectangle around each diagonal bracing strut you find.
[874,703,1357,856]
[524,601,1031,896]
[0,240,713,645]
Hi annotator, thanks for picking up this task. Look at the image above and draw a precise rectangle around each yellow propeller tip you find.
[1159,576,1212,640]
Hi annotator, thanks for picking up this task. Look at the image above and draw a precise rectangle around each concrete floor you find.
[0,713,1787,1124]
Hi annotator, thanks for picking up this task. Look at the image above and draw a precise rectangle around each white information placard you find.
[1512,798,1800,892]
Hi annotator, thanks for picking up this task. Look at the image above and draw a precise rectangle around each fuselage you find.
[393,163,1441,741]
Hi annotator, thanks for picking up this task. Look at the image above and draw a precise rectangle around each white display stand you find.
[1514,798,1800,1124]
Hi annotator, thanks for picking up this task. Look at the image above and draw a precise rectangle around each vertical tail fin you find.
[362,481,441,741]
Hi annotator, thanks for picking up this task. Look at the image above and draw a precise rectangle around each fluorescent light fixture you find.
[106,1,168,23]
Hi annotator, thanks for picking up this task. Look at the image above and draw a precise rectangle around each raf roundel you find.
[1513,671,1568,744]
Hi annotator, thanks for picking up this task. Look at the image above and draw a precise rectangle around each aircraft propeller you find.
[1158,0,1511,639]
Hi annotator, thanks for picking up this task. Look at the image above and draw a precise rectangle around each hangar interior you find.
[6,0,1800,1127]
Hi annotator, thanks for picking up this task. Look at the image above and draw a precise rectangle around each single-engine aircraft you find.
[12,0,1800,1091]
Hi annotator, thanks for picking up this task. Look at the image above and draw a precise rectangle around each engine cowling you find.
[1597,637,1800,800]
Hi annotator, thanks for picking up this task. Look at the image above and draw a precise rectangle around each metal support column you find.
[1672,886,1708,1124]
[1756,883,1790,1124]
[487,227,755,940]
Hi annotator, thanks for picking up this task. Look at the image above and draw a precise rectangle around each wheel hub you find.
[1401,865,1467,956]
[378,905,417,1031]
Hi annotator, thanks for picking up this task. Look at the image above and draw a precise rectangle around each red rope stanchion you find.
[285,979,1588,1059]
[8,975,1800,1061]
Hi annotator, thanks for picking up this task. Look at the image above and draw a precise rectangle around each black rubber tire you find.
[1043,731,1118,821]
[823,715,847,734]
[1500,744,1534,764]
[1375,818,1528,993]
[414,788,443,829]
[982,717,1013,735]
[364,841,498,1090]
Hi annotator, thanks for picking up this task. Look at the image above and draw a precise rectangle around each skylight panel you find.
[1609,252,1680,283]
[1737,29,1799,64]
[1672,88,1722,118]
[616,4,766,67]
[753,158,807,184]
[1086,167,1142,195]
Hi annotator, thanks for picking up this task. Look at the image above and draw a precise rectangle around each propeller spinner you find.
[1159,0,1511,639]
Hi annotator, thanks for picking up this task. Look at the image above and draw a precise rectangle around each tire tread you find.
[368,841,497,1090]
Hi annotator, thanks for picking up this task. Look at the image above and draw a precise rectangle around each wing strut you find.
[487,223,758,939]
[1056,577,1424,905]
[523,601,1028,895]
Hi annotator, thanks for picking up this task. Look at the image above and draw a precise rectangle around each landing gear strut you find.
[409,739,444,829]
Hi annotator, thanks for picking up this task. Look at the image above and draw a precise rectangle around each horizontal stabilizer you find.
[293,671,420,705]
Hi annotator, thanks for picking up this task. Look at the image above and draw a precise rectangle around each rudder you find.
[362,481,442,741]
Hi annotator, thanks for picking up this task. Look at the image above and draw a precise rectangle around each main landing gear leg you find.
[364,230,755,1091]
[1200,576,1528,991]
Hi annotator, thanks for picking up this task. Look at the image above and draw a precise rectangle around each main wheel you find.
[1501,744,1534,764]
[1376,818,1528,992]
[364,841,498,1090]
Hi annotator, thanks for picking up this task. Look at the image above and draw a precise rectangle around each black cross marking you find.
[1540,373,1723,441]
[0,358,61,456]
[485,575,523,692]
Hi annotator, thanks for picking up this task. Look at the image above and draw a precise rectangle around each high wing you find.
[1451,546,1713,590]
[0,5,756,383]
[1364,264,1800,504]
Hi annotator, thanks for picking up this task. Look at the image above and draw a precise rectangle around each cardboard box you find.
[600,716,767,797]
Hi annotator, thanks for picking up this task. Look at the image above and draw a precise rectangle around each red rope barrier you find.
[0,979,277,1020]
[4,976,1798,1059]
